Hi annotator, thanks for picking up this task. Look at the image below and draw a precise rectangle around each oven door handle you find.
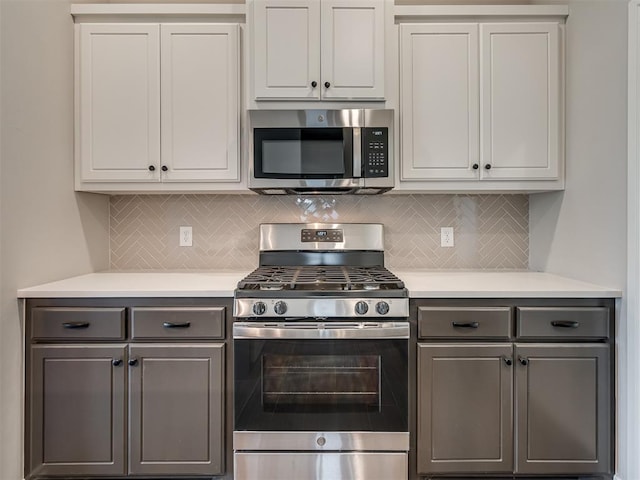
[233,322,409,339]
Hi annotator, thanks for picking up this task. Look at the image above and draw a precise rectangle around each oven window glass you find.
[234,338,407,432]
[262,354,380,410]
[254,128,352,178]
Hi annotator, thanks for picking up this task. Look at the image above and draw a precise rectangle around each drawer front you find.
[130,307,225,340]
[418,307,512,339]
[31,307,125,340]
[517,307,610,339]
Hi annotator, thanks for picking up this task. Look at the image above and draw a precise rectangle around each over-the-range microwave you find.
[248,109,394,194]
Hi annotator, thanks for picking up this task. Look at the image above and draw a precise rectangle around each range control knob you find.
[274,301,288,315]
[355,301,369,315]
[376,301,390,315]
[252,302,267,316]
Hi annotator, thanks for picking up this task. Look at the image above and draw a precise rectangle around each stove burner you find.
[237,266,405,293]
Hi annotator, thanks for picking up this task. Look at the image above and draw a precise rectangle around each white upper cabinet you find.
[252,0,385,101]
[78,24,161,183]
[75,20,240,192]
[480,23,560,181]
[160,24,239,183]
[400,24,479,181]
[399,17,564,191]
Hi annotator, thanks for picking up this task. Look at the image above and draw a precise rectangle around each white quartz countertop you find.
[17,270,621,298]
[394,270,621,298]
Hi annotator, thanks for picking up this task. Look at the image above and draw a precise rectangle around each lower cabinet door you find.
[29,344,127,477]
[515,343,611,475]
[128,343,225,475]
[417,343,514,474]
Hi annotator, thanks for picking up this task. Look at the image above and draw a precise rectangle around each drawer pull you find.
[452,321,479,329]
[62,322,90,329]
[163,321,191,329]
[551,320,580,328]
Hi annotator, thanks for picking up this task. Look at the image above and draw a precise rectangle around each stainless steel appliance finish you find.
[235,452,408,480]
[248,109,394,194]
[233,431,410,451]
[259,222,384,252]
[233,321,409,339]
[233,223,409,480]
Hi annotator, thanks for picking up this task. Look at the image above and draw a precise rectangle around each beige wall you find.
[0,1,110,479]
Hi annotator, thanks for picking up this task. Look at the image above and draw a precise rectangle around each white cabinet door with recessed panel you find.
[161,24,239,182]
[400,24,479,180]
[398,21,562,191]
[480,23,560,181]
[78,24,161,183]
[321,0,385,100]
[252,0,384,101]
[253,0,321,100]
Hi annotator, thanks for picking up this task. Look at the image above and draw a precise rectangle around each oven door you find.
[233,322,408,434]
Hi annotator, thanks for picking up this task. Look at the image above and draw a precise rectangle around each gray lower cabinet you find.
[128,344,225,475]
[515,343,610,474]
[417,343,514,474]
[26,302,229,479]
[29,345,127,477]
[415,302,613,478]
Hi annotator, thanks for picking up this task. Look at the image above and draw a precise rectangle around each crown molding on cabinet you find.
[71,4,246,21]
[394,4,569,20]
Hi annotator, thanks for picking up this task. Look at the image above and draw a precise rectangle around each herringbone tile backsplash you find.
[110,194,529,270]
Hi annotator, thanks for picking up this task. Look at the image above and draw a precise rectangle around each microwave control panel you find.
[362,128,388,178]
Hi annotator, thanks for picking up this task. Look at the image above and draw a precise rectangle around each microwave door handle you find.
[353,127,362,178]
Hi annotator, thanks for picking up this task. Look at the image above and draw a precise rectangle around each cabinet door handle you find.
[163,321,191,329]
[551,320,580,328]
[62,322,90,329]
[128,358,138,366]
[452,321,479,329]
[324,81,331,88]
[112,359,123,367]
[311,81,318,88]
[148,165,156,172]
[472,163,479,170]
[485,164,492,170]
[161,165,168,172]
[502,356,513,366]
[518,356,528,366]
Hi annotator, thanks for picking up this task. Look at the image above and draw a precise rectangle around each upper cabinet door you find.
[253,0,321,100]
[78,24,161,182]
[400,24,479,180]
[321,0,385,100]
[480,23,560,180]
[160,24,240,182]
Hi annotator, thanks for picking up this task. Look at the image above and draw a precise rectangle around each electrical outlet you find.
[440,227,454,247]
[179,226,193,247]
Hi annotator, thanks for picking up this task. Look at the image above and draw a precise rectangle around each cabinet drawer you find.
[31,307,125,340]
[517,307,609,339]
[418,307,512,339]
[130,307,225,340]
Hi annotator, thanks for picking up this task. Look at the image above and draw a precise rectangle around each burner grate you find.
[237,266,405,292]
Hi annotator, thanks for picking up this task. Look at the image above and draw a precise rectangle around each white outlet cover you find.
[440,227,454,247]
[179,226,193,247]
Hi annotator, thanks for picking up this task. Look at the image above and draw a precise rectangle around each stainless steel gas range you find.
[232,223,410,480]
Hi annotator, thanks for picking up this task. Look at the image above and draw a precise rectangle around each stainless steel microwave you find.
[248,109,394,194]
